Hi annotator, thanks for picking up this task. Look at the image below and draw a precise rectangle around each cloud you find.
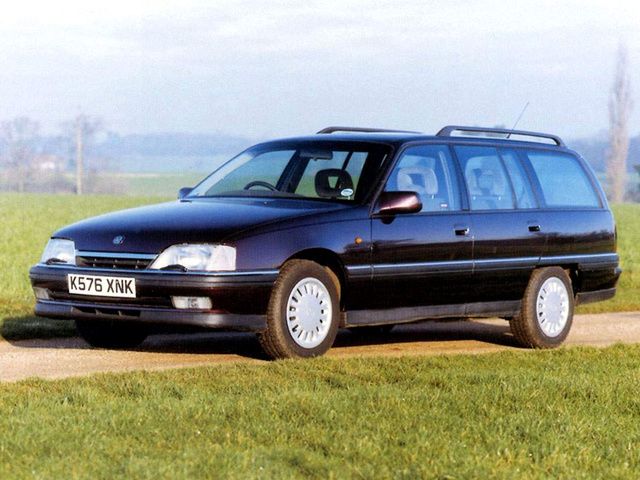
[0,0,637,137]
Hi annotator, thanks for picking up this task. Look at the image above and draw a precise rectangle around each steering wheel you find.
[243,181,278,191]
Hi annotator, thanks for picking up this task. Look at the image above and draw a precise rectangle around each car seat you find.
[467,159,511,210]
[314,169,354,199]
[396,166,446,211]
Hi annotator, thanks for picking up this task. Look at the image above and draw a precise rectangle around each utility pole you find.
[70,114,101,195]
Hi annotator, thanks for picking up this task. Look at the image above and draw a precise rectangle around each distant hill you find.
[94,132,254,158]
[0,131,257,173]
[91,132,257,172]
[94,131,640,174]
[570,135,640,173]
[2,130,639,174]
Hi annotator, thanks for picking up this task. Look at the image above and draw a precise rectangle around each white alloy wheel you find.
[536,277,570,338]
[286,277,332,349]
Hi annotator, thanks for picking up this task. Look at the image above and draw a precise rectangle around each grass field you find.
[1,345,640,478]
[0,194,167,337]
[0,195,639,478]
[579,203,640,313]
[0,194,638,338]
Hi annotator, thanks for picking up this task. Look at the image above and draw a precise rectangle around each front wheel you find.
[76,319,148,349]
[258,260,340,359]
[510,267,574,348]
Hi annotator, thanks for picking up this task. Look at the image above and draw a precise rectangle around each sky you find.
[1,0,639,140]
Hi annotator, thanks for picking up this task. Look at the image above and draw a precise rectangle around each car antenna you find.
[506,101,530,139]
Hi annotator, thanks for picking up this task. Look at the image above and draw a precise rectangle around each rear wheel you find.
[76,319,148,349]
[258,260,340,359]
[510,267,574,348]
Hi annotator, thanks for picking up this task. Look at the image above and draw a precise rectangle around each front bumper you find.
[29,264,279,331]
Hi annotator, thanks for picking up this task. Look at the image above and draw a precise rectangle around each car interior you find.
[387,154,455,212]
[314,168,354,199]
[464,156,514,210]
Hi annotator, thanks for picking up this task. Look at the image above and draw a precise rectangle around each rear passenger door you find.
[454,145,546,303]
[370,144,473,308]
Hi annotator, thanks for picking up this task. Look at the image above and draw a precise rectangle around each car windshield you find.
[188,141,391,203]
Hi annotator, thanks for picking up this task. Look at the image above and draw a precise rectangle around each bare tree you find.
[606,44,633,203]
[64,114,102,195]
[0,117,40,192]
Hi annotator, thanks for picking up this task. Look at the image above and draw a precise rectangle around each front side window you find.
[455,146,515,210]
[189,142,390,203]
[384,144,461,212]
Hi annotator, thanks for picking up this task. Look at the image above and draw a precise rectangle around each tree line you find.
[0,114,103,194]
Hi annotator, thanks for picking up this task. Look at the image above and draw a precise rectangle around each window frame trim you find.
[498,147,540,210]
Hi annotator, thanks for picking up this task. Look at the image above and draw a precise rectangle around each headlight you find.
[40,239,76,265]
[149,244,236,272]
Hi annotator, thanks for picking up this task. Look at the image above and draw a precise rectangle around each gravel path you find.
[0,312,638,382]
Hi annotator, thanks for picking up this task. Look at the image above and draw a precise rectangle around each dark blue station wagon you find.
[30,126,621,359]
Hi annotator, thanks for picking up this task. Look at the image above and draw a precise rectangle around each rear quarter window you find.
[526,151,601,208]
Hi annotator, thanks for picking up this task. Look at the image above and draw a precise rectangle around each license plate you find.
[67,274,136,298]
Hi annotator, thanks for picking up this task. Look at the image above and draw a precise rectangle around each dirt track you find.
[0,312,638,383]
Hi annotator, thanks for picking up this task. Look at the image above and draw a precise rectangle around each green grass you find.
[2,345,640,478]
[578,203,640,313]
[0,193,638,338]
[0,194,168,337]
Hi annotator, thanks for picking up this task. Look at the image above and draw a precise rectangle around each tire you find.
[76,319,148,349]
[510,267,574,349]
[258,260,340,359]
[349,325,395,336]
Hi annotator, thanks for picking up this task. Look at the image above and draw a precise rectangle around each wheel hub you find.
[536,277,569,337]
[286,277,332,349]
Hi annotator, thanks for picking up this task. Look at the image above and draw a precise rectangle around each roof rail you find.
[436,125,565,147]
[317,126,421,135]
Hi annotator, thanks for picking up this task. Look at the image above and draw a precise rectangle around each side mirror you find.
[374,191,422,216]
[178,187,193,199]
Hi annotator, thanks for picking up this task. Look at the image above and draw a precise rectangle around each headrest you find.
[474,168,495,191]
[314,169,354,198]
[397,167,437,195]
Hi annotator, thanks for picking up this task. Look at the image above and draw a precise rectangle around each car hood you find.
[55,197,345,253]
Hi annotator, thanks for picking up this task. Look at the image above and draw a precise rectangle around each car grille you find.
[75,252,156,270]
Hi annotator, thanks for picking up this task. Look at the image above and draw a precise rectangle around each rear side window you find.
[526,151,600,208]
[455,146,515,210]
[385,145,461,212]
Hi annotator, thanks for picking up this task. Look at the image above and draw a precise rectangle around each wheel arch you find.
[285,248,347,305]
[550,264,579,296]
[532,264,580,296]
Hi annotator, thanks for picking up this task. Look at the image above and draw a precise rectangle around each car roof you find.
[255,126,571,151]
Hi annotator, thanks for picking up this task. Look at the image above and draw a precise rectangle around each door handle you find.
[454,227,470,236]
[528,224,541,232]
